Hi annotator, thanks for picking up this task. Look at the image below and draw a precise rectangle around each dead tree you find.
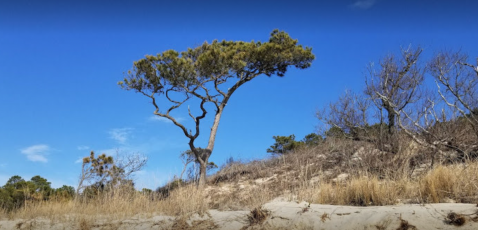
[426,50,478,160]
[380,50,477,164]
[365,46,424,153]
[317,90,371,141]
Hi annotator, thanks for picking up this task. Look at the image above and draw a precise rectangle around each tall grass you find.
[296,155,478,205]
[2,143,478,224]
[419,163,478,203]
[313,176,410,206]
[1,184,207,222]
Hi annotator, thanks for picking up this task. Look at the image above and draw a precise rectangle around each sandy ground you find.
[1,200,478,230]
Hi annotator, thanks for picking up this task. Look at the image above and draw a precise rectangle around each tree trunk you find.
[207,107,224,152]
[385,105,399,153]
[386,107,395,136]
[196,107,224,188]
[197,161,208,189]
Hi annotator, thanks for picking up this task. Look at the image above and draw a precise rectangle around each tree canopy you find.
[120,30,314,95]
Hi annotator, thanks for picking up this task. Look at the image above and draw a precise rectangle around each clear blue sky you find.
[1,0,477,190]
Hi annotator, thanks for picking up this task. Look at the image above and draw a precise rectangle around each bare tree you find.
[179,150,196,181]
[376,50,477,164]
[429,51,478,134]
[111,151,148,182]
[426,50,478,159]
[317,90,371,141]
[365,46,424,153]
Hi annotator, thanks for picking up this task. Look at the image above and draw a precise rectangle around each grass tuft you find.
[247,206,270,226]
[396,215,417,230]
[446,212,466,226]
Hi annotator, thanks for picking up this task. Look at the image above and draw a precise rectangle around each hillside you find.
[2,138,478,229]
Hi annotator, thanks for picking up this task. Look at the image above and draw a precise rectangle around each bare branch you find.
[113,151,148,179]
[395,108,445,156]
[151,93,192,138]
[188,105,195,122]
[429,51,478,136]
[364,47,424,153]
[317,90,372,141]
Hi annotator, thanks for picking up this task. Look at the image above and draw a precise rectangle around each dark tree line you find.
[267,133,323,155]
[0,175,74,212]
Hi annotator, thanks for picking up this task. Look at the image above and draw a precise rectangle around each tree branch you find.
[148,91,192,139]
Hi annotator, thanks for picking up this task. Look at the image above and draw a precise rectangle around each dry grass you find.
[299,158,478,206]
[2,140,478,226]
[2,184,207,223]
[246,206,270,226]
[313,176,409,206]
[205,139,478,207]
[419,163,478,203]
[320,212,330,222]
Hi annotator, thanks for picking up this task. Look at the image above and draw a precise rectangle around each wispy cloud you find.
[149,115,184,124]
[97,148,119,156]
[74,158,82,164]
[77,145,90,151]
[75,156,85,164]
[109,128,133,144]
[133,170,147,176]
[349,0,377,10]
[20,144,50,163]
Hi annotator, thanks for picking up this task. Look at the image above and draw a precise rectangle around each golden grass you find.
[295,161,478,206]
[313,176,407,206]
[419,163,478,203]
[2,184,206,223]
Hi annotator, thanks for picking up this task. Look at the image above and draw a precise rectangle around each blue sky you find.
[1,0,477,190]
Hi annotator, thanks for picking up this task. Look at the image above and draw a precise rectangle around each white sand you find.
[1,201,477,229]
[260,201,478,230]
